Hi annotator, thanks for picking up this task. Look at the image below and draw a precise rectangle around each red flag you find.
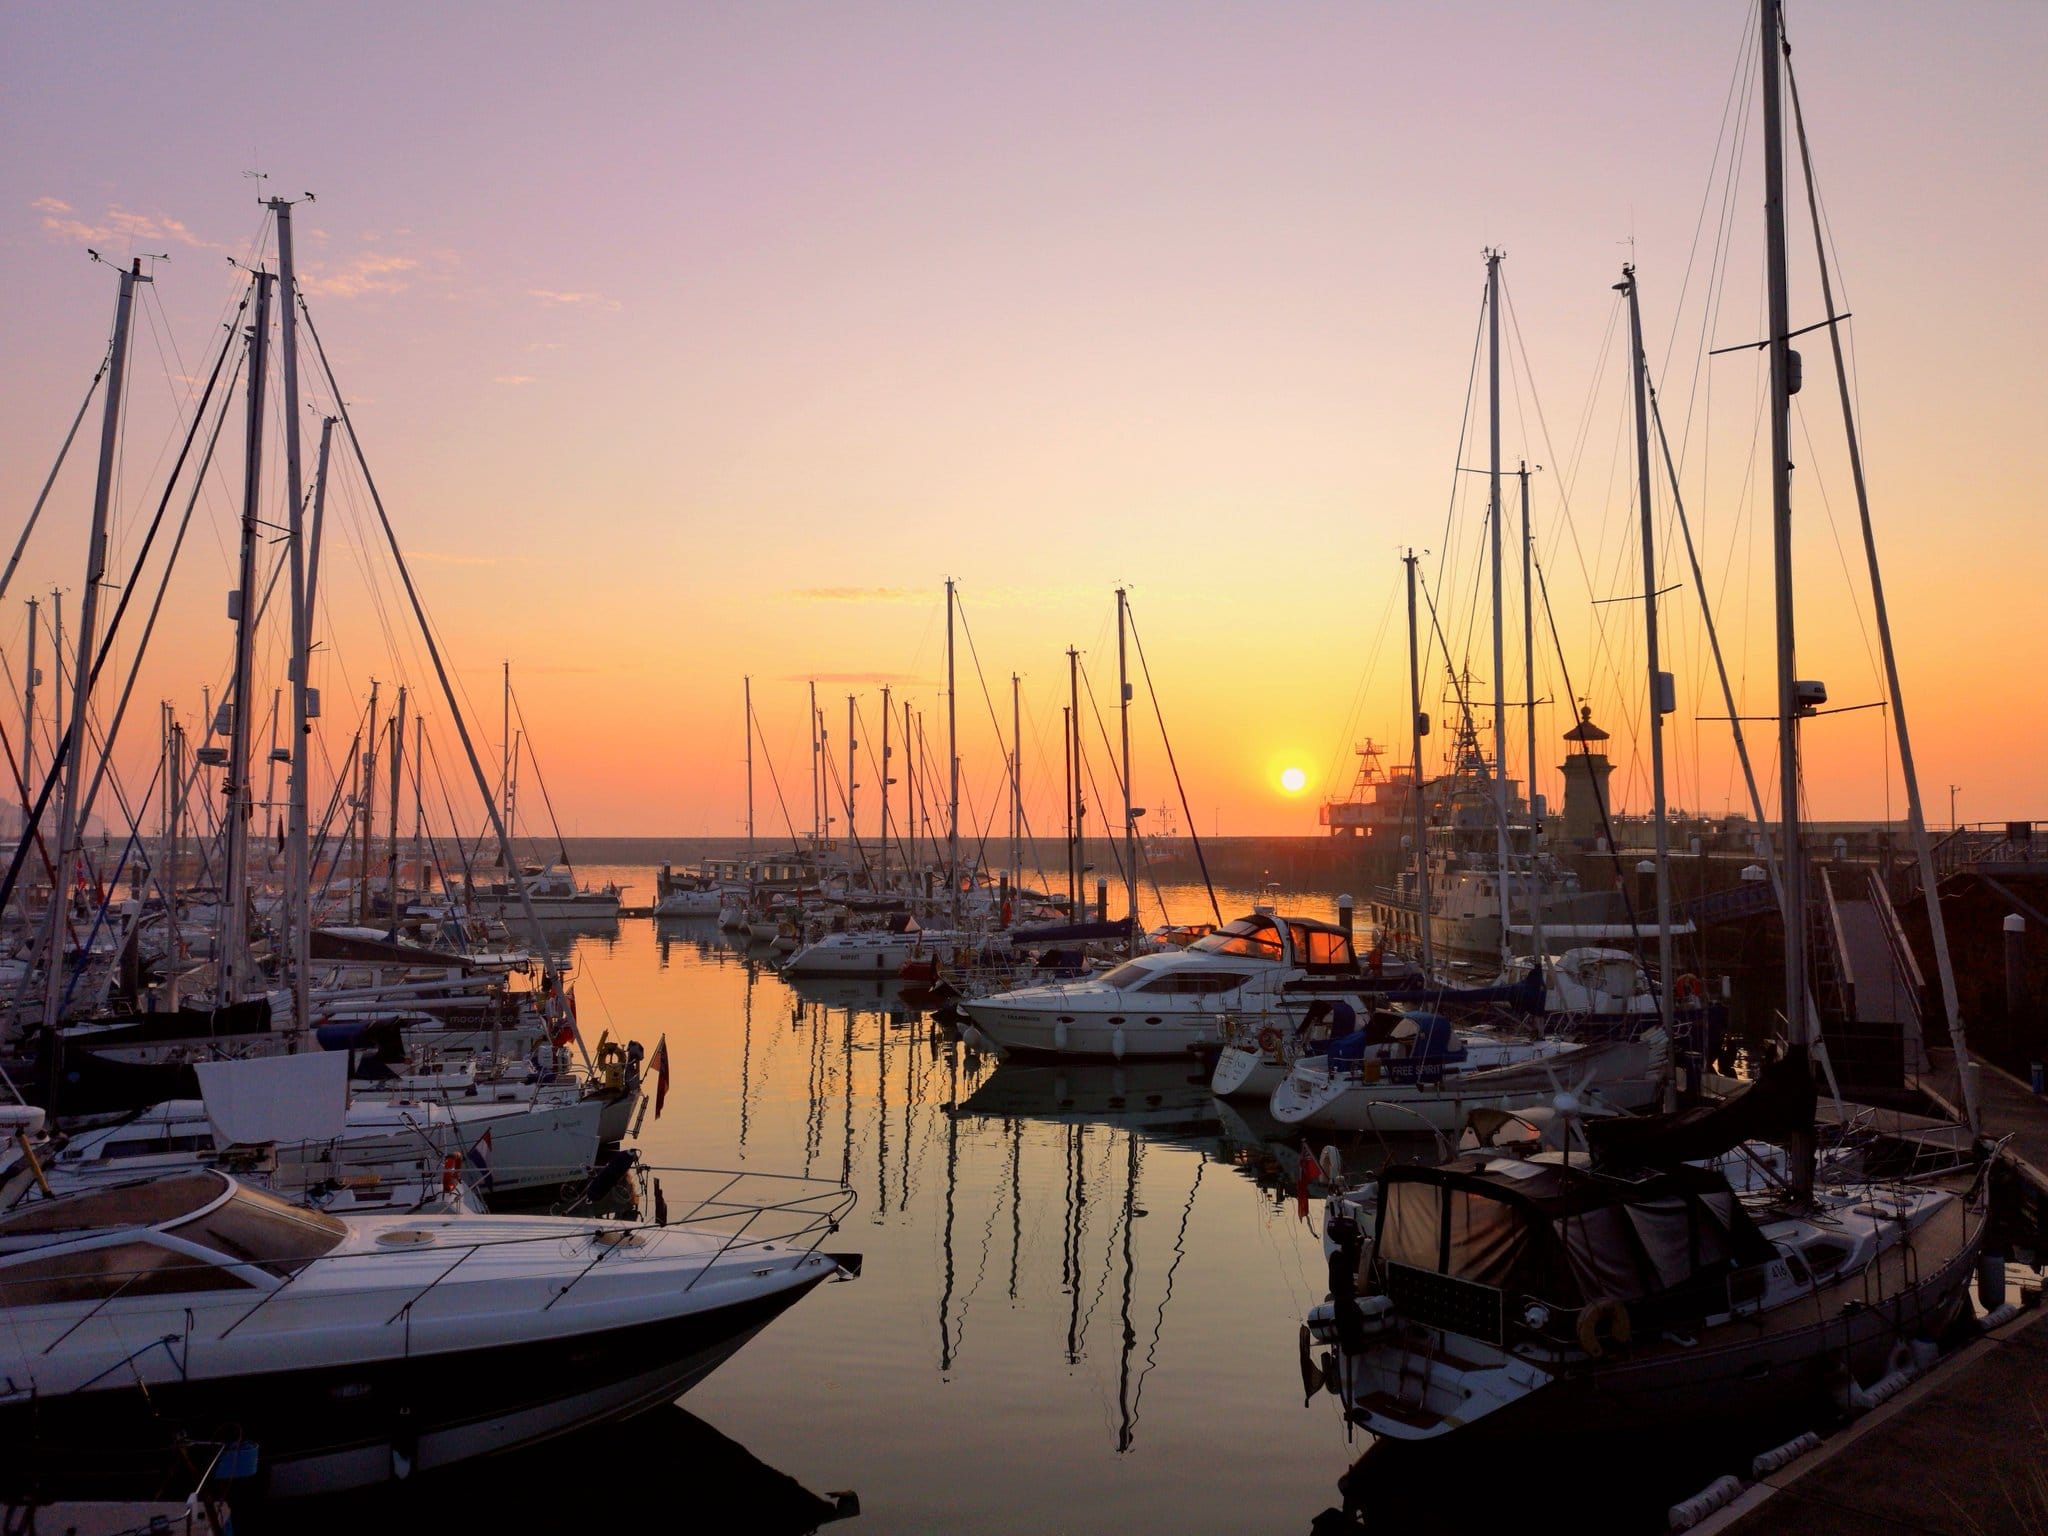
[550,988,581,1049]
[652,1035,671,1120]
[1296,1144,1323,1220]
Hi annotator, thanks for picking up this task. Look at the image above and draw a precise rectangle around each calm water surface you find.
[272,876,1394,1533]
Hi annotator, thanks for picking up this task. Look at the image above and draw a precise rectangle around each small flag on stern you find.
[652,1035,671,1120]
[466,1128,494,1190]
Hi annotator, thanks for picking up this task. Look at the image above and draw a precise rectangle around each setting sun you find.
[1279,766,1307,794]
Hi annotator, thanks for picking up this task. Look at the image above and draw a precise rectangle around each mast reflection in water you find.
[585,877,1386,1531]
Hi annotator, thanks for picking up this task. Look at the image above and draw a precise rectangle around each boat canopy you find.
[1191,915,1356,973]
[1373,1157,1775,1311]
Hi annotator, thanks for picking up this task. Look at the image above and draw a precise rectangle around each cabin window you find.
[1801,1239,1851,1277]
[1099,962,1154,990]
[0,1240,255,1306]
[1300,930,1355,969]
[1191,919,1283,961]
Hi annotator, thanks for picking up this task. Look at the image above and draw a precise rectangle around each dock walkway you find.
[1925,1046,2048,1198]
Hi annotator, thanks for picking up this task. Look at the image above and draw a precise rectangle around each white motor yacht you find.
[0,1167,856,1495]
[958,911,1405,1061]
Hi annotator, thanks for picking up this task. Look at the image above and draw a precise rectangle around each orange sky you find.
[1,2,2042,839]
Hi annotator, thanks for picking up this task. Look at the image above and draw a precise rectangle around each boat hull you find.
[0,1267,836,1498]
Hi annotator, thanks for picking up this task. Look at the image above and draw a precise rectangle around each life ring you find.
[1257,1026,1283,1057]
[1577,1297,1633,1358]
[1674,973,1706,1003]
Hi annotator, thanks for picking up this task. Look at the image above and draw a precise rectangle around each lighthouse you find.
[1559,704,1614,848]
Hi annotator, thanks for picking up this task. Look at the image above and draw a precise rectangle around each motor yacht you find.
[0,1167,856,1494]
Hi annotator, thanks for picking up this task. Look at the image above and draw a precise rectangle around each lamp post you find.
[1949,784,1961,833]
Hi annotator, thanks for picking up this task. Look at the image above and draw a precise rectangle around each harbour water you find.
[280,873,1375,1532]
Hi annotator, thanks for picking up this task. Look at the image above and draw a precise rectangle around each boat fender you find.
[1674,973,1705,1003]
[1750,1431,1822,1478]
[1361,1059,1382,1085]
[1668,1473,1744,1530]
[441,1153,460,1194]
[1980,1301,2022,1332]
[1257,1026,1283,1058]
[1054,1019,1069,1051]
[1577,1297,1632,1358]
[1110,1026,1126,1062]
[1320,1145,1342,1183]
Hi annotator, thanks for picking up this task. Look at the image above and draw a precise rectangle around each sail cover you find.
[1583,1045,1817,1170]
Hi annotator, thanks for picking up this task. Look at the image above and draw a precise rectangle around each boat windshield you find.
[1190,918,1284,961]
[0,1170,229,1240]
[1098,961,1155,989]
[167,1182,348,1277]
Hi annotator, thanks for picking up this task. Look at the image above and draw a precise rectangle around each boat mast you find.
[1622,266,1679,1107]
[1062,704,1074,910]
[903,697,916,877]
[1010,671,1021,887]
[21,596,37,800]
[846,693,859,871]
[1116,587,1136,947]
[305,416,335,624]
[1485,249,1514,968]
[808,679,820,855]
[946,578,959,929]
[412,713,424,909]
[1405,549,1433,974]
[743,674,755,867]
[1760,0,1814,1197]
[1068,646,1082,912]
[879,683,891,892]
[1519,462,1546,979]
[1781,36,1981,1135]
[359,679,378,924]
[270,197,314,1042]
[38,257,144,1034]
[387,685,406,923]
[221,269,272,1004]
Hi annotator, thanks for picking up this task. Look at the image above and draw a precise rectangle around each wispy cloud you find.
[528,288,621,312]
[299,251,419,299]
[789,586,928,604]
[493,373,536,386]
[35,201,224,252]
[523,341,565,352]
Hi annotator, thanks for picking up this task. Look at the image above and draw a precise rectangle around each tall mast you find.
[21,595,37,795]
[902,698,916,876]
[499,661,511,842]
[49,591,63,765]
[412,713,424,908]
[1781,35,1979,1133]
[945,579,959,929]
[39,257,144,1033]
[272,197,314,1041]
[1623,266,1679,1106]
[1062,705,1074,909]
[1068,646,1082,911]
[387,685,406,923]
[1760,0,1814,1197]
[1761,3,1805,1032]
[221,269,272,1003]
[743,675,755,864]
[1405,550,1433,974]
[1116,587,1135,945]
[359,680,378,924]
[1519,462,1545,976]
[1485,248,1514,966]
[808,679,820,853]
[1010,671,1021,885]
[846,693,858,868]
[879,684,892,891]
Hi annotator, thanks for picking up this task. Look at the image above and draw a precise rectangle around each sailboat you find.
[1299,0,1990,1444]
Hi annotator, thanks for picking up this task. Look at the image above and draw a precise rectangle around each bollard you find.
[1337,893,1354,940]
[1097,879,1109,924]
[2008,914,2028,1019]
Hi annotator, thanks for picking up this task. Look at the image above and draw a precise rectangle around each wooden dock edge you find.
[1687,1301,2048,1535]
